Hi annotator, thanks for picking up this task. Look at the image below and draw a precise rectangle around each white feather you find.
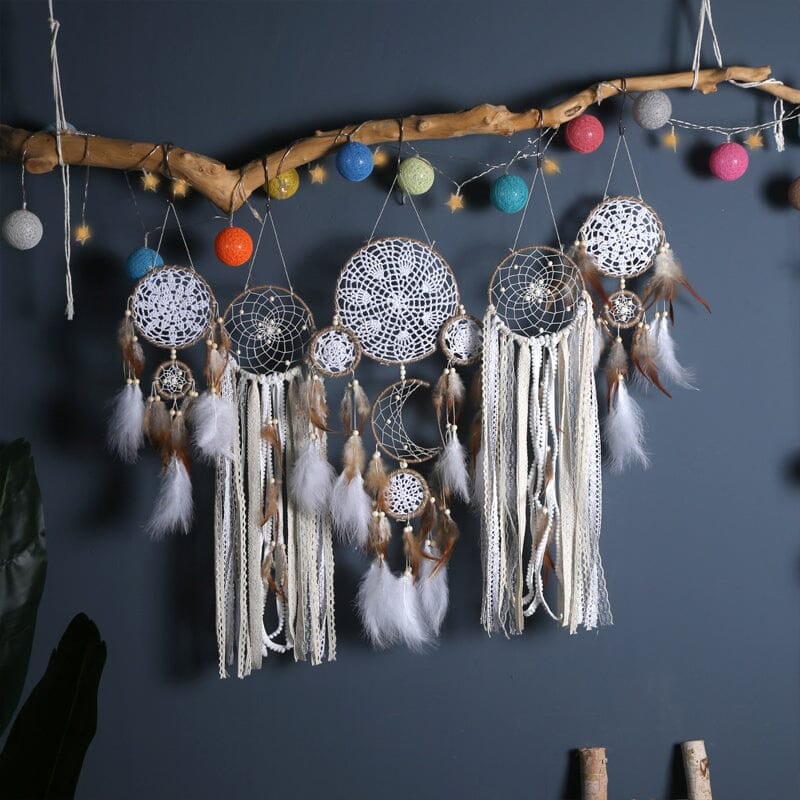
[356,559,400,649]
[146,455,193,539]
[435,428,471,503]
[604,378,649,472]
[593,318,605,371]
[653,314,697,390]
[417,542,449,636]
[289,439,335,515]
[396,572,433,652]
[190,390,236,462]
[330,472,372,547]
[107,382,145,462]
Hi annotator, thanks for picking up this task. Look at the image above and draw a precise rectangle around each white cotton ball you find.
[2,209,43,250]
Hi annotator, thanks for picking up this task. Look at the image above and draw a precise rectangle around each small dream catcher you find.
[331,218,465,650]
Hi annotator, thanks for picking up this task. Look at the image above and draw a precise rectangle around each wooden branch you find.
[579,746,608,800]
[2,66,798,213]
[682,740,713,800]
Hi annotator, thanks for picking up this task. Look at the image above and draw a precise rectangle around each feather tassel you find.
[352,379,371,434]
[143,397,172,460]
[604,378,649,472]
[306,375,331,433]
[418,496,438,544]
[146,454,193,539]
[643,244,711,321]
[289,438,335,515]
[356,559,401,649]
[190,390,236,462]
[330,472,372,547]
[364,450,389,506]
[367,510,392,558]
[569,241,610,307]
[604,337,628,409]
[417,540,449,636]
[653,312,697,389]
[434,507,460,570]
[631,324,671,397]
[435,425,471,503]
[261,420,283,469]
[107,381,145,462]
[402,525,425,578]
[396,570,433,652]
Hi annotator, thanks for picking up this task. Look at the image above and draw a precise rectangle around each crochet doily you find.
[489,246,583,337]
[224,285,314,375]
[384,468,430,521]
[439,312,483,366]
[335,237,459,364]
[309,325,361,378]
[153,359,194,400]
[131,265,214,349]
[604,289,644,330]
[371,379,442,464]
[579,196,664,278]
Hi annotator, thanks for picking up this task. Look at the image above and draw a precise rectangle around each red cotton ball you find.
[215,226,253,266]
[565,114,604,153]
[709,142,749,181]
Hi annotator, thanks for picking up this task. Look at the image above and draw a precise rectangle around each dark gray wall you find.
[1,1,799,797]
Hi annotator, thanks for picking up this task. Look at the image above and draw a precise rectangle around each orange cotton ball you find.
[214,226,253,267]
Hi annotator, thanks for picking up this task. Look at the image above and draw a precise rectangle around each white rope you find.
[691,0,723,91]
[48,0,74,319]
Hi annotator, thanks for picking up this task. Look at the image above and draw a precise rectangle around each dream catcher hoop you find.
[439,309,483,366]
[335,236,459,365]
[308,323,362,378]
[131,264,214,348]
[153,358,194,400]
[604,288,644,329]
[224,284,315,375]
[383,468,430,521]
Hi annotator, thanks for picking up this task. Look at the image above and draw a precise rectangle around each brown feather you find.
[642,249,711,318]
[352,380,371,434]
[144,397,172,460]
[432,370,447,426]
[307,377,331,433]
[631,326,671,398]
[364,451,389,507]
[367,511,391,559]
[604,337,628,409]
[445,368,465,421]
[261,479,280,527]
[171,409,191,471]
[432,509,459,575]
[342,432,366,480]
[403,525,425,578]
[573,244,610,307]
[339,386,354,438]
[205,346,227,391]
[261,422,283,470]
[418,496,438,544]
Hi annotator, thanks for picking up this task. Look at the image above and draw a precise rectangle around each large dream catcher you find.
[331,230,467,651]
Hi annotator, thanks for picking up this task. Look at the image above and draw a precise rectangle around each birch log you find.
[682,739,713,800]
[579,746,608,800]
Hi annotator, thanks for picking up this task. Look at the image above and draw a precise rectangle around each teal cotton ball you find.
[126,247,164,280]
[632,91,672,130]
[491,174,528,213]
[336,142,374,181]
[2,209,43,250]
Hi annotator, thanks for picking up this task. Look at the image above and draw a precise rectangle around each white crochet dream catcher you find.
[439,308,483,366]
[308,321,362,378]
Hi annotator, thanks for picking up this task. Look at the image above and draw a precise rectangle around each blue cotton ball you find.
[126,247,164,280]
[491,174,528,213]
[336,142,374,182]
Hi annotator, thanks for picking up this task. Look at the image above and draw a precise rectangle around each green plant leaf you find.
[0,439,47,736]
[0,613,107,799]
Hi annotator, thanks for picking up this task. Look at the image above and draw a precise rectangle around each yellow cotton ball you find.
[268,169,300,200]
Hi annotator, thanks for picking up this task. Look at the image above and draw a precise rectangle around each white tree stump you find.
[682,739,713,800]
[579,746,608,800]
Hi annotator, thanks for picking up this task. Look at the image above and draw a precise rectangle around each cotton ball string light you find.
[788,177,800,210]
[565,114,604,153]
[126,247,164,280]
[215,226,253,267]
[632,90,672,130]
[268,169,300,200]
[709,142,748,181]
[336,141,374,182]
[2,209,43,250]
[490,174,528,213]
[397,157,435,195]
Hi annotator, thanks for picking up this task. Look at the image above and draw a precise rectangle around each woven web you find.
[440,314,482,365]
[385,469,429,521]
[132,266,214,348]
[489,246,582,337]
[154,359,193,400]
[604,289,643,329]
[371,379,441,464]
[309,326,361,377]
[580,196,664,278]
[336,237,459,364]
[224,285,314,375]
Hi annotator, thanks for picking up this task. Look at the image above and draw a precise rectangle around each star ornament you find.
[445,192,464,213]
[542,158,560,176]
[141,171,161,192]
[372,147,390,168]
[661,129,679,152]
[73,223,92,245]
[308,164,327,184]
[744,131,764,150]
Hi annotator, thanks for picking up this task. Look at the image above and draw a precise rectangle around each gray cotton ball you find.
[632,90,672,130]
[2,209,43,250]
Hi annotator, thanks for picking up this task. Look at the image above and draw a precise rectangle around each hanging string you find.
[668,103,800,138]
[690,0,723,91]
[79,164,90,226]
[366,175,398,244]
[154,202,194,269]
[18,138,33,210]
[603,95,643,200]
[48,0,74,319]
[243,165,270,291]
[405,192,434,247]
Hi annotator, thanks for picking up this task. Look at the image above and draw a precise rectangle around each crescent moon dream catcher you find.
[334,233,464,650]
[108,262,215,539]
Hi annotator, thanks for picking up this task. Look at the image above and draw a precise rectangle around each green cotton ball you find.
[632,90,672,130]
[397,157,435,195]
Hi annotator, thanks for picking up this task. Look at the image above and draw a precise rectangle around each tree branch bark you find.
[1,65,797,213]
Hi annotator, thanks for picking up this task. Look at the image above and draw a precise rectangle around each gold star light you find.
[446,192,464,213]
[171,178,190,198]
[745,131,764,150]
[542,158,560,176]
[372,147,390,168]
[73,224,92,245]
[662,129,679,152]
[141,170,160,192]
[308,164,327,184]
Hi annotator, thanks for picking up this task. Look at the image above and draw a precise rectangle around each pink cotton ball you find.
[709,142,749,181]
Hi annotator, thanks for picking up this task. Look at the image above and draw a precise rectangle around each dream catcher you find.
[479,146,611,636]
[108,205,217,539]
[333,229,463,650]
[573,118,710,472]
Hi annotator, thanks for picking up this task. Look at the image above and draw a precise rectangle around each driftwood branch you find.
[682,740,713,800]
[580,747,608,800]
[1,66,798,213]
